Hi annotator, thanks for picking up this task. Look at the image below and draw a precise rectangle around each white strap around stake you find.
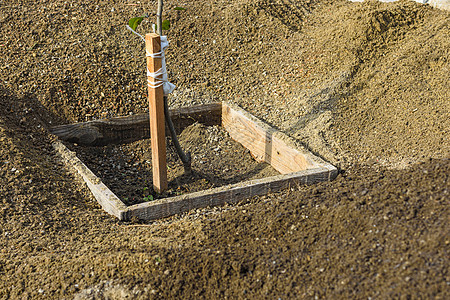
[147,68,164,89]
[126,26,176,95]
[146,50,163,59]
[147,78,164,89]
[126,25,146,43]
[146,36,176,95]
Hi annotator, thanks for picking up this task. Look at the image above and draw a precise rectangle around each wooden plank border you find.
[53,141,128,220]
[53,102,338,221]
[49,103,222,146]
[222,102,336,174]
[124,168,332,221]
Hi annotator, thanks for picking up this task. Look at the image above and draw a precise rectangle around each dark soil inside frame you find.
[68,122,279,206]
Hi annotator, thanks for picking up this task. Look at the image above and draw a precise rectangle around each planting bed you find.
[52,102,337,221]
[67,122,279,206]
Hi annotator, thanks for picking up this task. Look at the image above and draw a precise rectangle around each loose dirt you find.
[0,0,448,299]
[70,123,278,206]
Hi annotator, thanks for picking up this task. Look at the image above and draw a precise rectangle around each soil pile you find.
[310,0,450,168]
[0,0,449,298]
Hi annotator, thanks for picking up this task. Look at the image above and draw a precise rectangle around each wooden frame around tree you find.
[52,102,338,221]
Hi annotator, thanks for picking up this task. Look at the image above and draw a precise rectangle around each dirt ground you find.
[0,0,448,299]
[69,123,278,206]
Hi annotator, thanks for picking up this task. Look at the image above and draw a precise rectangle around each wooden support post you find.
[146,33,167,193]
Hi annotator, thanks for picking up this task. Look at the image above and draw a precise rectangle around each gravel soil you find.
[0,0,449,299]
[69,123,278,206]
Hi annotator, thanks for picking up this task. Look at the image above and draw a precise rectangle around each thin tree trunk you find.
[157,0,192,174]
[156,0,163,35]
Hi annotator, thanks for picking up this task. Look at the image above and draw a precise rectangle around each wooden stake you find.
[146,33,167,193]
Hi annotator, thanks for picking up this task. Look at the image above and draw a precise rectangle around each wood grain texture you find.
[53,141,128,220]
[125,167,331,221]
[49,103,222,146]
[223,102,310,173]
[222,102,338,176]
[146,33,167,193]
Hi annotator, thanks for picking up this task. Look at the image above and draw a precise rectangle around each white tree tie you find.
[146,36,176,95]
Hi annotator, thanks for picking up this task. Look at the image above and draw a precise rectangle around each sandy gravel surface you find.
[0,0,448,298]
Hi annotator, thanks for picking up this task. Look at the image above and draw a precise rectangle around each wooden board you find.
[146,33,167,193]
[49,103,222,146]
[222,102,336,174]
[53,141,128,220]
[124,168,332,221]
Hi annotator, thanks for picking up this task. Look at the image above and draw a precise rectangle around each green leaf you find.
[162,19,170,31]
[128,16,145,31]
[174,7,186,11]
[143,195,154,202]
